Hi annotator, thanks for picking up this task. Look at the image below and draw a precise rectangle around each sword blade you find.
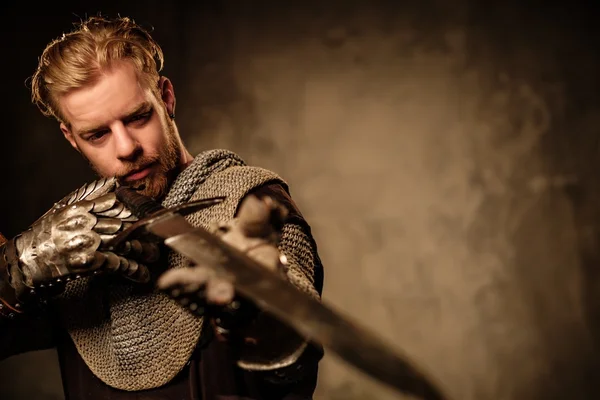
[148,213,449,400]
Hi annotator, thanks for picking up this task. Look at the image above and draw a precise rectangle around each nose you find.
[113,123,141,161]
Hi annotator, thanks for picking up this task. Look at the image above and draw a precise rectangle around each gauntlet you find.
[0,177,160,317]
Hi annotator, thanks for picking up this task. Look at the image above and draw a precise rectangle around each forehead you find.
[59,62,154,128]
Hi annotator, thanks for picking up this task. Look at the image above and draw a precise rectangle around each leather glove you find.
[156,194,289,333]
[1,177,161,310]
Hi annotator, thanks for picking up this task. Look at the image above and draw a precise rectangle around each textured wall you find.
[1,1,600,400]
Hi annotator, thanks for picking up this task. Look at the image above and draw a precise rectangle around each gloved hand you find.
[156,194,289,334]
[155,194,313,377]
[4,177,161,304]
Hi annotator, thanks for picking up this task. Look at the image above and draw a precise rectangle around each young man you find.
[0,15,323,399]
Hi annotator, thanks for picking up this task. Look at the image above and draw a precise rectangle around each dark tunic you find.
[56,327,321,400]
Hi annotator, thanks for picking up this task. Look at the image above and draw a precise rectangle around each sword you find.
[108,186,451,400]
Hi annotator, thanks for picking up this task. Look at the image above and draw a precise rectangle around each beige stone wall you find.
[2,2,599,399]
[173,3,597,399]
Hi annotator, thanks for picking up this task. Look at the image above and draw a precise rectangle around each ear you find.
[60,123,80,152]
[158,76,176,117]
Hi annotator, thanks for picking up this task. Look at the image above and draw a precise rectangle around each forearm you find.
[157,181,325,381]
[0,233,34,318]
[233,220,324,382]
[0,235,56,360]
[218,182,324,381]
[235,312,323,384]
[0,232,50,316]
[0,239,23,318]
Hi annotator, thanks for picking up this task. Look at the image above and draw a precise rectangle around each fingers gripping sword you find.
[108,186,452,400]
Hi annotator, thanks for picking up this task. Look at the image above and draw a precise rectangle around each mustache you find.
[115,156,160,179]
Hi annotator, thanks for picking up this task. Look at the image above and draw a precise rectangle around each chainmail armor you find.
[54,149,320,391]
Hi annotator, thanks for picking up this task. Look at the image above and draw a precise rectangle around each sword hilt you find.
[107,186,225,252]
[115,185,165,218]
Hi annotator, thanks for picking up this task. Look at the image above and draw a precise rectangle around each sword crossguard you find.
[106,186,225,251]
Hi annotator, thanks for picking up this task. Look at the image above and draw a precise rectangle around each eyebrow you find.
[74,102,153,137]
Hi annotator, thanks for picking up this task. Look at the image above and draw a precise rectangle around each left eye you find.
[131,113,148,121]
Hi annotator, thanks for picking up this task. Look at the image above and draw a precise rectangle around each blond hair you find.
[30,15,164,124]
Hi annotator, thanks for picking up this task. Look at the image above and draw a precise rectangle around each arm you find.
[0,233,56,360]
[231,182,324,382]
[159,182,324,382]
[0,178,162,360]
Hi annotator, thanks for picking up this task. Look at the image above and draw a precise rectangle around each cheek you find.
[86,153,118,175]
[76,141,119,175]
[141,124,170,155]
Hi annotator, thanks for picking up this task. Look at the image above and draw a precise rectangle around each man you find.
[0,15,324,399]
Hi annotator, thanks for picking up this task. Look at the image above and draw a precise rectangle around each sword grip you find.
[115,186,165,218]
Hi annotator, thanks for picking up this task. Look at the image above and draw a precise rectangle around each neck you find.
[181,148,194,168]
[164,148,194,193]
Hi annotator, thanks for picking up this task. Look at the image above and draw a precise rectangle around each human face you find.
[59,61,185,199]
